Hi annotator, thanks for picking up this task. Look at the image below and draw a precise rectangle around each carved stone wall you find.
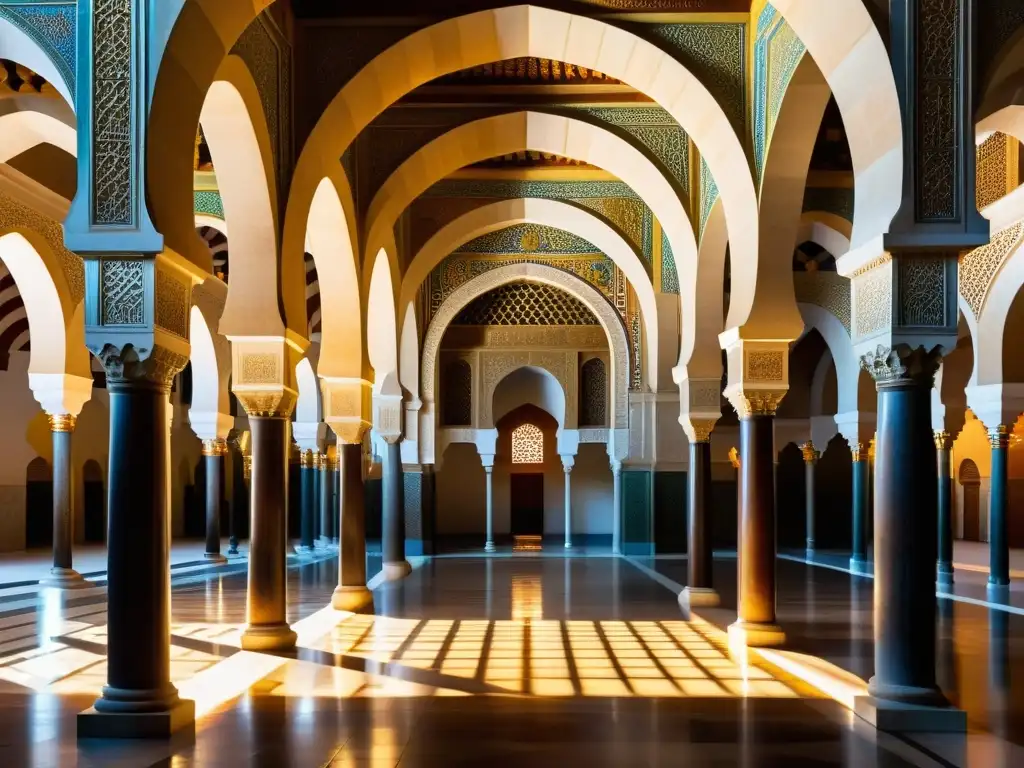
[422,263,629,430]
[0,189,83,302]
[0,1,76,96]
[959,222,1024,318]
[852,257,893,341]
[794,272,852,333]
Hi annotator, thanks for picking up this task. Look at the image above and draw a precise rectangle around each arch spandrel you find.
[421,262,629,431]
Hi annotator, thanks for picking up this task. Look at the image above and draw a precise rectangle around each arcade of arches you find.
[0,0,1023,764]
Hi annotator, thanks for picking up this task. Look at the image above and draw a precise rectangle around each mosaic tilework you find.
[753,4,806,181]
[194,190,225,219]
[0,1,75,96]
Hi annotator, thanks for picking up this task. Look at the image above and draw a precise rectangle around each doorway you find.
[511,473,544,536]
[959,459,981,541]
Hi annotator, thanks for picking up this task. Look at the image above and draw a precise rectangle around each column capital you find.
[720,338,789,419]
[860,344,943,389]
[849,442,865,462]
[201,438,227,457]
[322,377,372,444]
[561,455,575,472]
[480,453,495,470]
[800,441,818,463]
[230,336,303,419]
[48,414,77,433]
[989,425,1011,450]
[933,430,952,451]
[683,418,717,444]
[610,459,623,475]
[29,374,93,421]
[677,376,722,440]
[300,449,315,468]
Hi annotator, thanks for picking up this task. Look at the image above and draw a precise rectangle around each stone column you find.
[483,458,495,553]
[681,421,718,607]
[935,431,954,589]
[40,414,86,588]
[562,455,575,549]
[202,439,227,564]
[319,452,331,548]
[802,442,818,557]
[333,441,372,611]
[611,460,623,555]
[729,398,785,647]
[78,344,195,737]
[850,442,869,574]
[312,452,322,546]
[988,425,1010,596]
[382,438,410,580]
[330,453,340,546]
[298,449,316,555]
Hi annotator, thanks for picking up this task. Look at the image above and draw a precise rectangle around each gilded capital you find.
[800,441,818,463]
[850,443,864,462]
[48,413,77,433]
[933,430,951,451]
[300,449,315,469]
[201,438,226,457]
[684,419,716,443]
[726,389,786,419]
[990,425,1010,450]
[234,390,297,419]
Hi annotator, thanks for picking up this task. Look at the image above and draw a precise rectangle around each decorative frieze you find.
[959,223,1024,318]
[441,325,608,351]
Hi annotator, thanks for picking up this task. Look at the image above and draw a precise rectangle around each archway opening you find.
[959,459,982,543]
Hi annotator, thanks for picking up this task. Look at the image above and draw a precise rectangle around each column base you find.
[203,553,228,565]
[854,695,966,733]
[78,698,195,740]
[318,537,333,549]
[804,547,815,561]
[564,542,573,550]
[240,622,297,651]
[294,545,316,559]
[39,567,89,589]
[679,587,720,608]
[936,566,954,590]
[382,560,412,581]
[484,541,496,553]
[849,556,869,574]
[332,585,374,612]
[986,582,1010,602]
[727,619,786,648]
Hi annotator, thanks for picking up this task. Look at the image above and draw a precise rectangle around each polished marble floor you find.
[0,551,992,767]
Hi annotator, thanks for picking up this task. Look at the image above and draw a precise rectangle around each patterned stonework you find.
[0,2,76,96]
[442,326,608,351]
[959,223,1024,318]
[100,260,145,326]
[794,272,852,333]
[92,0,133,226]
[745,351,784,382]
[0,190,83,302]
[853,259,893,340]
[976,132,1012,210]
[154,269,189,339]
[753,5,806,180]
[240,353,278,385]
[453,282,600,326]
[897,257,947,327]
[479,350,576,427]
[422,264,629,430]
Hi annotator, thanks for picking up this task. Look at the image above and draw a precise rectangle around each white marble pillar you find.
[562,455,575,549]
[611,460,623,555]
[484,465,495,553]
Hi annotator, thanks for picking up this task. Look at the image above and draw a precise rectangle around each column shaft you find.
[299,453,315,551]
[936,433,954,588]
[563,466,573,549]
[733,415,782,644]
[312,457,321,544]
[484,466,495,552]
[92,382,182,714]
[803,443,817,555]
[989,427,1010,590]
[319,455,331,546]
[241,416,296,651]
[870,378,943,704]
[203,443,225,563]
[682,439,718,607]
[44,416,84,587]
[851,452,868,572]
[333,442,372,611]
[331,462,340,544]
[382,441,410,579]
[611,463,622,555]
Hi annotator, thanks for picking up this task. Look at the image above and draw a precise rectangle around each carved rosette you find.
[722,339,788,419]
[321,377,372,445]
[859,344,943,389]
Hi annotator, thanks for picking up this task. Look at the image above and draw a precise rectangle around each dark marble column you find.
[864,349,948,708]
[935,431,954,589]
[682,426,718,607]
[333,441,372,611]
[40,414,86,588]
[202,439,227,564]
[298,449,315,555]
[319,452,331,548]
[382,439,410,580]
[802,442,818,557]
[851,443,869,574]
[241,415,296,651]
[330,455,340,546]
[78,362,194,737]
[312,453,322,545]
[988,425,1010,596]
[731,410,784,647]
